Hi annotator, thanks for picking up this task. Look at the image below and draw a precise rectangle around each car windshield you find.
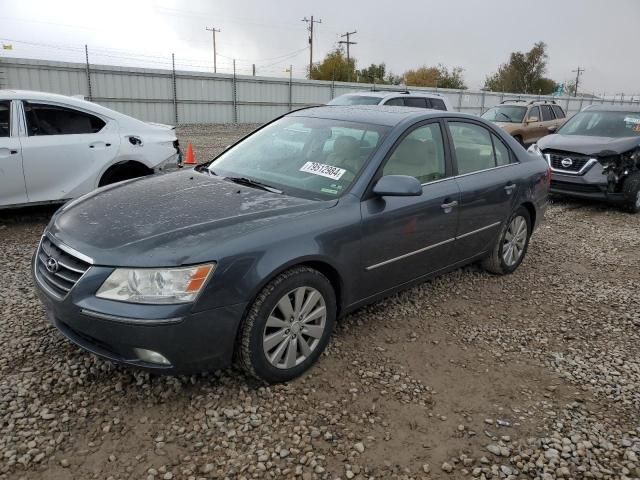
[481,106,527,123]
[328,95,383,106]
[208,116,389,200]
[557,111,640,138]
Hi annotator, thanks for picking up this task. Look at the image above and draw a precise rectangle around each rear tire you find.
[98,161,152,187]
[237,267,336,383]
[622,172,640,214]
[482,207,531,275]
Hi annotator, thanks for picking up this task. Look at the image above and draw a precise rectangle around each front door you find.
[0,100,28,207]
[446,120,519,260]
[359,121,460,298]
[20,101,120,203]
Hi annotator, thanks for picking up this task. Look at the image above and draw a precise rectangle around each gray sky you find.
[2,0,639,96]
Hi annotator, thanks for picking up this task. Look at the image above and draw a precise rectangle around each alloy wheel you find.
[502,215,528,267]
[262,287,327,369]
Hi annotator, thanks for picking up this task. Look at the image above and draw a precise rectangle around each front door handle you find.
[440,200,458,213]
[504,183,516,195]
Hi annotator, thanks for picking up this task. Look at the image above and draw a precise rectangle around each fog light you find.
[133,348,170,365]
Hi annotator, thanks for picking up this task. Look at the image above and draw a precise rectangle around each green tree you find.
[309,47,356,81]
[403,64,467,89]
[356,63,387,83]
[484,41,556,94]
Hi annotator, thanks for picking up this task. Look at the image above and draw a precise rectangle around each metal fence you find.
[1,56,637,125]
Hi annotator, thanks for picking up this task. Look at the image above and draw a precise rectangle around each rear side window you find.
[449,122,497,175]
[429,98,447,111]
[492,134,511,166]
[384,98,404,106]
[24,103,106,136]
[551,105,565,119]
[403,98,428,108]
[0,101,9,137]
[540,105,554,121]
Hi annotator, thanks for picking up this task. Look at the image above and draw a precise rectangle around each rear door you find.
[20,101,120,203]
[551,105,566,130]
[359,120,460,298]
[0,100,28,206]
[446,120,520,261]
[523,106,545,144]
[539,104,557,138]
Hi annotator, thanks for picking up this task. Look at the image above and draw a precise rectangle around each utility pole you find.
[206,26,221,73]
[572,66,584,97]
[338,30,357,82]
[338,30,357,63]
[302,16,321,77]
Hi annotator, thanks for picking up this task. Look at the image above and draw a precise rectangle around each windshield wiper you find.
[224,176,283,194]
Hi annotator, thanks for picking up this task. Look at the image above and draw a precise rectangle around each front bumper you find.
[548,160,625,203]
[32,254,246,374]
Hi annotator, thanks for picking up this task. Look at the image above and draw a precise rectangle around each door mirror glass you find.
[373,175,422,197]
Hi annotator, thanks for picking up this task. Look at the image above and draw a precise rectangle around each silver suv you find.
[328,90,451,111]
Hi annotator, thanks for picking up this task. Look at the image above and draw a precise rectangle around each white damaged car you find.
[0,90,181,208]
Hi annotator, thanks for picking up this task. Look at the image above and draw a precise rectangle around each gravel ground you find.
[1,124,639,480]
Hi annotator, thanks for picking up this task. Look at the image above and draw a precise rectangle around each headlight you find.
[96,264,215,304]
[527,143,544,158]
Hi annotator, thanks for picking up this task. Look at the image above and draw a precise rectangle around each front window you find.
[208,117,389,200]
[557,111,640,138]
[481,106,527,123]
[328,95,383,106]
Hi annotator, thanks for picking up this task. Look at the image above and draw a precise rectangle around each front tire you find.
[482,207,531,275]
[622,172,640,214]
[238,267,336,383]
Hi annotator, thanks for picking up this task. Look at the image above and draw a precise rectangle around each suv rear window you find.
[551,105,565,119]
[429,98,447,111]
[540,105,554,121]
[403,98,428,108]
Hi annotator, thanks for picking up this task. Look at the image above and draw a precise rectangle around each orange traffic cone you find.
[183,143,196,166]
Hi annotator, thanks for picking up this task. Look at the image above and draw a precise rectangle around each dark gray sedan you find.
[33,106,549,383]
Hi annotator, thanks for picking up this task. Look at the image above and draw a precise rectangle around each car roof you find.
[583,104,640,113]
[336,90,446,99]
[289,104,455,126]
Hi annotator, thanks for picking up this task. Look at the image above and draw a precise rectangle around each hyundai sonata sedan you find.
[33,105,549,383]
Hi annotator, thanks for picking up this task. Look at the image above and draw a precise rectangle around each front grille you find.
[35,236,91,299]
[545,150,592,173]
[550,180,603,194]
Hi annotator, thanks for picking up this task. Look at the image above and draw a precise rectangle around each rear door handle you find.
[10,149,18,154]
[440,200,458,213]
[504,183,516,195]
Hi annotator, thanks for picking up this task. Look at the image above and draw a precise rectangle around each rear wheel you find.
[622,172,640,214]
[482,207,531,275]
[238,267,336,383]
[98,161,152,187]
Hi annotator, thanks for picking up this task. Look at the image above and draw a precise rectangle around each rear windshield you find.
[481,106,527,123]
[558,111,640,137]
[328,95,383,106]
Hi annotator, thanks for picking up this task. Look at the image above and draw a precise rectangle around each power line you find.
[205,27,221,73]
[301,16,321,77]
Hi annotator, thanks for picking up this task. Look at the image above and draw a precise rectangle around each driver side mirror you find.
[547,125,557,133]
[373,175,422,197]
[526,116,539,123]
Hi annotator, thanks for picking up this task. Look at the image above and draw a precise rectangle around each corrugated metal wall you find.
[1,57,636,125]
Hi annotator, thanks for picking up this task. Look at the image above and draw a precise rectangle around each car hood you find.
[49,170,335,267]
[538,134,640,156]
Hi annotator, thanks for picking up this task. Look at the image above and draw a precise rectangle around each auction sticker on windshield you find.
[624,116,640,125]
[300,162,346,180]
